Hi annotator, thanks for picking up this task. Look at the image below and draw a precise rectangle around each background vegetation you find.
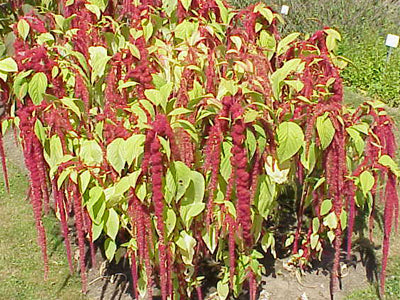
[231,0,400,106]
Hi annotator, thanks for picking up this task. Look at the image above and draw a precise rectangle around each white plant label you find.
[385,34,399,48]
[281,5,290,15]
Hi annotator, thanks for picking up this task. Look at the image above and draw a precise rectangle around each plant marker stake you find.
[385,34,399,63]
[281,5,290,15]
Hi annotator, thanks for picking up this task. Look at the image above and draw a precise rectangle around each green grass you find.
[0,161,86,300]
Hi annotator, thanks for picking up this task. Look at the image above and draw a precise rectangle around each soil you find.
[2,131,374,300]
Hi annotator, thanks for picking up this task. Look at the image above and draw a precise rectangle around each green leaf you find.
[162,0,177,16]
[92,221,103,241]
[104,238,117,261]
[320,199,332,216]
[217,280,229,300]
[187,171,205,203]
[144,89,161,107]
[310,233,319,250]
[323,212,338,230]
[89,46,111,83]
[316,113,335,150]
[340,210,347,230]
[277,32,300,56]
[28,72,48,105]
[60,97,82,117]
[174,161,192,201]
[271,58,301,100]
[107,138,126,174]
[124,134,145,166]
[359,170,375,196]
[0,57,18,73]
[168,107,192,116]
[87,186,106,224]
[180,0,192,10]
[13,70,32,99]
[378,155,400,176]
[254,3,274,23]
[327,230,335,243]
[257,175,276,219]
[105,208,119,240]
[312,217,320,233]
[277,121,304,162]
[261,232,276,258]
[80,140,103,165]
[17,19,30,41]
[165,209,176,237]
[176,231,196,265]
[202,226,217,254]
[174,20,198,41]
[79,170,91,194]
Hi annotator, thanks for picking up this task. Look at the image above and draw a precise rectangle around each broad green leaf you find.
[165,209,176,237]
[261,232,276,258]
[277,32,300,56]
[60,97,82,117]
[187,171,205,203]
[217,280,229,300]
[202,226,217,254]
[17,19,30,41]
[168,107,192,116]
[310,233,319,249]
[271,58,302,100]
[34,119,46,145]
[164,168,176,205]
[92,221,103,241]
[107,138,126,174]
[80,140,103,165]
[300,142,316,172]
[316,113,335,150]
[181,0,192,10]
[174,20,198,41]
[174,161,192,201]
[28,72,48,105]
[359,170,374,196]
[323,212,338,229]
[85,4,101,19]
[79,170,91,194]
[327,230,335,243]
[346,127,365,155]
[13,70,32,99]
[257,175,276,219]
[163,0,177,16]
[0,57,18,73]
[312,217,320,233]
[254,3,274,23]
[320,199,332,215]
[176,231,196,265]
[104,238,117,261]
[378,155,400,176]
[144,89,161,107]
[124,134,145,166]
[105,208,119,240]
[89,46,110,83]
[340,210,347,230]
[277,121,304,162]
[87,186,106,223]
[217,78,238,100]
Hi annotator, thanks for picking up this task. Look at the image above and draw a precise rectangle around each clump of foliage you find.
[232,0,400,106]
[0,0,399,299]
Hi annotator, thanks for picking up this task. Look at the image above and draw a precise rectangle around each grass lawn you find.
[0,160,86,300]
